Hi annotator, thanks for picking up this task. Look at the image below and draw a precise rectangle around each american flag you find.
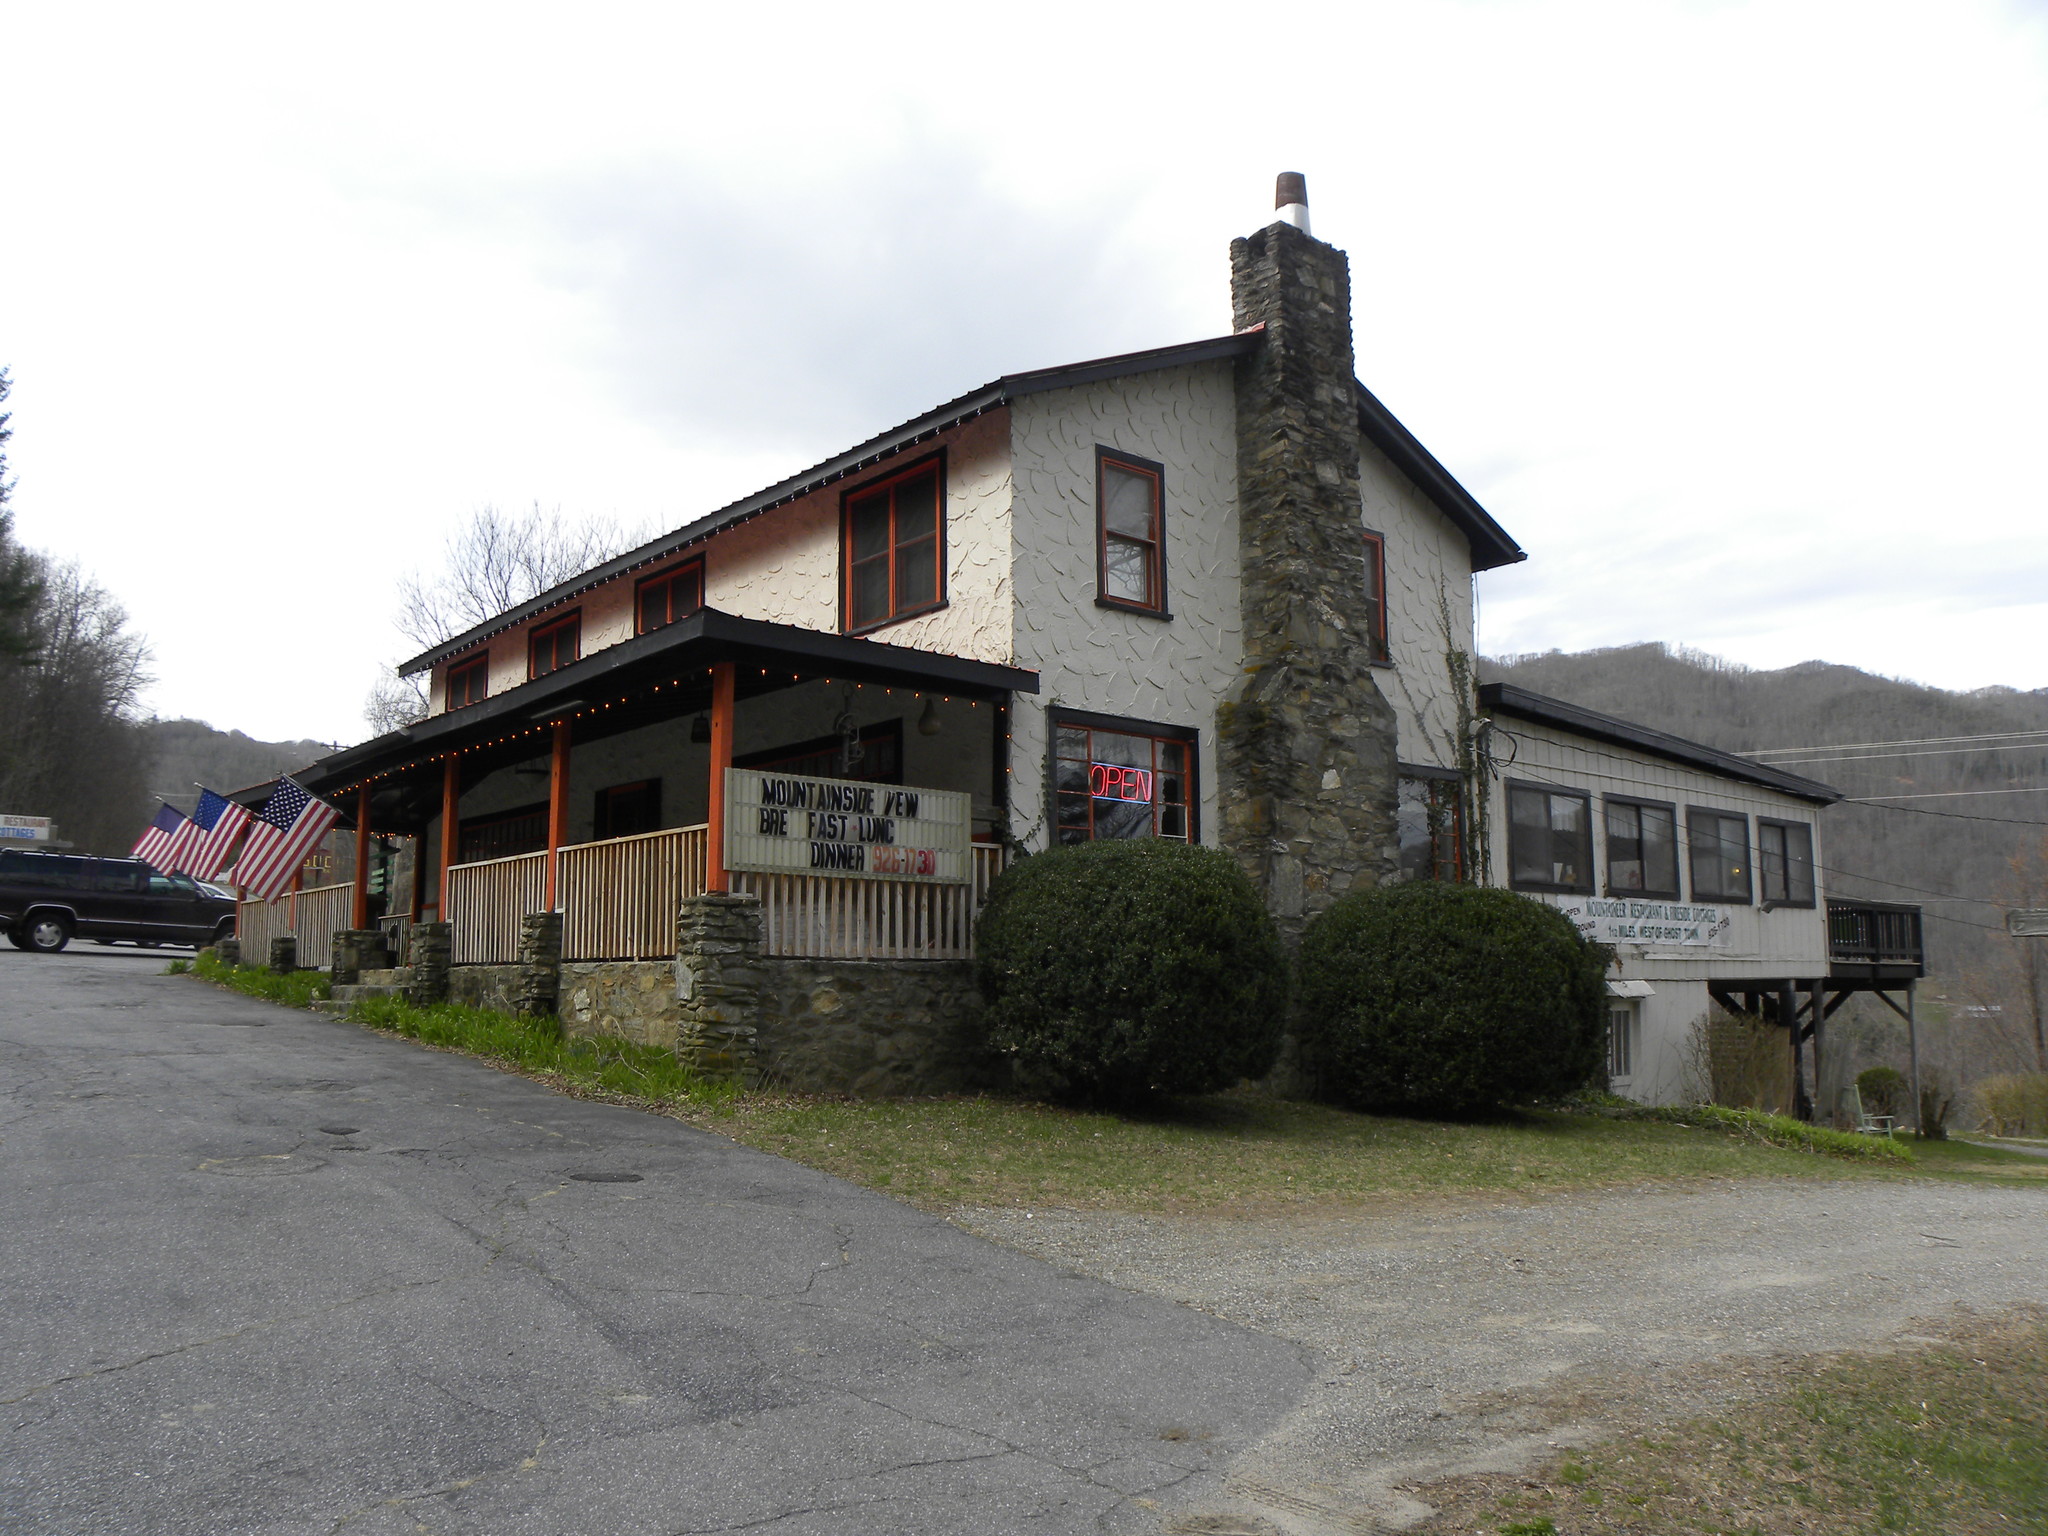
[179,787,252,880]
[232,777,343,903]
[131,804,190,869]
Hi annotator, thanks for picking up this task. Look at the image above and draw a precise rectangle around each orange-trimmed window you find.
[445,655,489,710]
[1052,711,1196,844]
[1096,449,1167,615]
[1362,529,1389,662]
[636,561,703,634]
[529,612,581,679]
[842,456,944,633]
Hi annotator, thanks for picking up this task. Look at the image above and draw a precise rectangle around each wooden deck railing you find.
[1827,898,1925,974]
[733,843,1009,961]
[445,850,548,964]
[235,882,353,967]
[559,825,709,960]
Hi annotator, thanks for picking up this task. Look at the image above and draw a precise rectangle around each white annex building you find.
[286,176,1920,1106]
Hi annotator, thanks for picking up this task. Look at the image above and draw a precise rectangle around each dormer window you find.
[842,456,945,634]
[1096,449,1167,616]
[445,655,488,710]
[637,561,704,634]
[529,612,581,679]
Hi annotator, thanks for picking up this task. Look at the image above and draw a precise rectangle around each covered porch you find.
[299,609,1034,968]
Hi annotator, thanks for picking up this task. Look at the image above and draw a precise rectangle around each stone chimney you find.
[1218,174,1399,936]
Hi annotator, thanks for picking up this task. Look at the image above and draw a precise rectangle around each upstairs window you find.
[529,612,581,679]
[1688,807,1752,904]
[1758,818,1816,907]
[843,458,944,633]
[1361,529,1389,662]
[1053,712,1195,844]
[1507,782,1594,893]
[637,561,704,634]
[1096,449,1167,615]
[1604,797,1679,897]
[445,655,488,710]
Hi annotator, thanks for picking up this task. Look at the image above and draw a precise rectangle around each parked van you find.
[0,851,237,954]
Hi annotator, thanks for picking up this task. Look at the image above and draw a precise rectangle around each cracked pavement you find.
[0,950,1309,1535]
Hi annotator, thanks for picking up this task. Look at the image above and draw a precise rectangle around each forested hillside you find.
[1480,644,2048,1076]
[144,719,330,816]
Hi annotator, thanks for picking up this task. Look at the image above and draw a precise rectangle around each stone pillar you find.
[216,937,241,968]
[1218,200,1400,940]
[406,922,451,1005]
[515,911,563,1019]
[330,929,386,987]
[268,935,298,974]
[675,892,762,1081]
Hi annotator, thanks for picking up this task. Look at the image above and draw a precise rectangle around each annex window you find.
[1604,797,1679,897]
[1397,773,1463,882]
[1096,449,1167,615]
[1053,712,1195,844]
[594,779,662,840]
[445,655,488,710]
[843,457,944,633]
[529,613,581,679]
[1757,818,1816,908]
[636,561,703,634]
[1361,529,1389,662]
[458,804,549,864]
[1507,782,1594,893]
[1687,807,1752,904]
[1608,1004,1636,1081]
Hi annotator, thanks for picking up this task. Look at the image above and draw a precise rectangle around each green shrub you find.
[1295,881,1609,1115]
[974,839,1288,1104]
[1971,1073,2048,1138]
[1857,1065,1907,1119]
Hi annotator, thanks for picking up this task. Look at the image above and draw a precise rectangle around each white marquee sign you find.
[0,814,52,843]
[1556,897,1732,948]
[724,768,972,884]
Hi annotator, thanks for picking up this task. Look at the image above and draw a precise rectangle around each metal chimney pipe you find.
[1274,172,1310,235]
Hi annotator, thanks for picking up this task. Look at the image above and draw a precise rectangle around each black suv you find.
[0,850,238,954]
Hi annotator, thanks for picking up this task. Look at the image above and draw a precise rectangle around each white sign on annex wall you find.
[0,814,52,842]
[724,768,972,884]
[1555,897,1733,949]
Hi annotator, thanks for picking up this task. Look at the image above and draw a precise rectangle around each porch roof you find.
[306,607,1036,805]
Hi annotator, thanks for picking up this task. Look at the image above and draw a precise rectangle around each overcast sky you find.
[5,1,2045,746]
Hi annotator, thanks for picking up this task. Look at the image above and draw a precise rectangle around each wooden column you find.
[351,784,373,930]
[1808,978,1827,1124]
[706,662,736,893]
[1784,982,1811,1122]
[545,718,572,910]
[438,755,460,923]
[1906,981,1922,1136]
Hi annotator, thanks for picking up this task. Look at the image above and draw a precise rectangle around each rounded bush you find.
[1295,881,1609,1115]
[1856,1065,1907,1119]
[974,839,1288,1103]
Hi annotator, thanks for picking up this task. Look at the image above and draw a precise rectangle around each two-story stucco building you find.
[293,176,1916,1104]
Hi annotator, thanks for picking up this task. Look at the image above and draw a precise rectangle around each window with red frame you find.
[843,459,943,632]
[1053,715,1195,844]
[636,561,703,634]
[1361,529,1389,662]
[1096,450,1167,614]
[529,613,580,679]
[445,655,488,710]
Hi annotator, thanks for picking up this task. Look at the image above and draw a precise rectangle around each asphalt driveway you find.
[0,950,1309,1535]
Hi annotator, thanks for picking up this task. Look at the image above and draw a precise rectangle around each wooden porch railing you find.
[445,850,548,964]
[1827,898,1925,974]
[235,882,353,967]
[558,825,709,961]
[732,843,1009,960]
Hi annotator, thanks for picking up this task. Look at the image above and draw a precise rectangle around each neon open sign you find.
[1089,763,1153,802]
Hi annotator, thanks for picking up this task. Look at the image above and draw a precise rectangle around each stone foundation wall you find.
[754,958,993,1096]
[559,962,686,1049]
[448,964,520,1013]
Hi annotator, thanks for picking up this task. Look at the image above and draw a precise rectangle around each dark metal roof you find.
[313,608,1038,797]
[399,329,1531,677]
[1356,382,1525,572]
[1479,682,1842,805]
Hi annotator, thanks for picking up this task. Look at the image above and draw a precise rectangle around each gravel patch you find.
[954,1180,2048,1534]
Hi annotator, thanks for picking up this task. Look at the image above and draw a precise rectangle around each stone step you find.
[327,983,408,1006]
[357,966,414,987]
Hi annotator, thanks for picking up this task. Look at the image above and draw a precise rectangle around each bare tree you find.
[0,368,46,662]
[364,666,430,735]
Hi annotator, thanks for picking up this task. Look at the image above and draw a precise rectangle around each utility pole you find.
[2008,910,2048,1074]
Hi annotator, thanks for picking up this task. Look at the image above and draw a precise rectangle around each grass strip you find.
[1410,1311,2048,1535]
[1611,1102,1913,1162]
[347,994,736,1107]
[179,951,332,1008]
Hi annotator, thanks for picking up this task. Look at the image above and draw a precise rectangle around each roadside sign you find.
[0,814,52,842]
[2007,910,2048,937]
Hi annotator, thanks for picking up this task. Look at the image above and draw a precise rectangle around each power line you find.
[1765,740,2048,767]
[1747,727,2048,756]
[1848,786,2048,802]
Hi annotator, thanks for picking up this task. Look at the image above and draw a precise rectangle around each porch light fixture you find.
[532,699,587,720]
[691,714,712,744]
[918,697,942,737]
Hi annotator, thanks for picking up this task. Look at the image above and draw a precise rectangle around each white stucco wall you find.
[1003,362,1244,851]
[1362,438,1479,772]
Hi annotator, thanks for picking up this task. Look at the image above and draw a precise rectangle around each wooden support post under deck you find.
[351,784,372,930]
[438,756,460,923]
[1808,978,1827,1124]
[545,718,571,910]
[1907,980,1922,1135]
[706,661,736,893]
[1784,982,1811,1122]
